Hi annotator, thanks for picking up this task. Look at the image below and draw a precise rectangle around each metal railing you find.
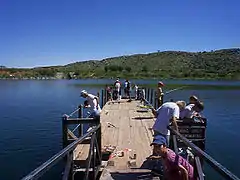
[169,127,240,180]
[142,93,240,180]
[21,124,101,180]
[22,100,103,180]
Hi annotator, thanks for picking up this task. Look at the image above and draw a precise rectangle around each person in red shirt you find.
[150,134,196,180]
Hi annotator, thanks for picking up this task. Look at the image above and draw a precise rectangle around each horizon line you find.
[2,47,239,69]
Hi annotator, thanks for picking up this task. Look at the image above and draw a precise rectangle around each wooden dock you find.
[21,88,240,180]
[73,99,160,179]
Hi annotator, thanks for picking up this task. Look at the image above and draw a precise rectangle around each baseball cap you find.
[150,134,167,146]
[158,81,164,86]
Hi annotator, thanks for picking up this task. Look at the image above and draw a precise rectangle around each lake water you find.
[0,79,239,180]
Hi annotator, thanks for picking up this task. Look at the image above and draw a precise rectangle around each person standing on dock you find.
[124,79,129,97]
[114,78,121,101]
[151,101,186,145]
[80,90,101,118]
[150,135,195,180]
[156,81,164,108]
[134,84,139,100]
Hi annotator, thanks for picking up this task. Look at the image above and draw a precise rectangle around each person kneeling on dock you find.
[150,135,195,180]
[80,90,102,118]
[151,101,186,145]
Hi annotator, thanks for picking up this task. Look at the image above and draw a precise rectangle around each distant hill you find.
[56,48,240,79]
[1,48,240,79]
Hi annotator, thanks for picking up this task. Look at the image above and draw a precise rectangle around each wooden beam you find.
[67,129,77,140]
[62,153,73,180]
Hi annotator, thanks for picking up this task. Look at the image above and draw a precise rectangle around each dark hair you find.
[195,101,204,111]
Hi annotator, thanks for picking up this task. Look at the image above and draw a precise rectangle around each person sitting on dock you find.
[150,135,195,180]
[151,101,186,145]
[80,90,101,118]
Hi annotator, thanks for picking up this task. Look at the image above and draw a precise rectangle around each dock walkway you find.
[74,99,160,179]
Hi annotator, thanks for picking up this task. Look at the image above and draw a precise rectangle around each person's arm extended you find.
[151,107,157,117]
[171,116,179,132]
[178,165,188,180]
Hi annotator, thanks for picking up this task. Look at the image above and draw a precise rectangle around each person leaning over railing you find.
[180,98,204,119]
[149,135,196,180]
[80,90,102,118]
[150,101,186,146]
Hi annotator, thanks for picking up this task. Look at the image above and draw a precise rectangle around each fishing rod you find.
[139,86,187,110]
[164,86,186,95]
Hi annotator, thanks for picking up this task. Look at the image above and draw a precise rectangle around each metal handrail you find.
[21,124,101,180]
[169,127,240,180]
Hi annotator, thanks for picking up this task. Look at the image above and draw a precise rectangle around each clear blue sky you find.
[0,0,239,68]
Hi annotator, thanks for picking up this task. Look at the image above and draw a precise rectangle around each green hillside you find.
[1,48,240,79]
[57,48,240,79]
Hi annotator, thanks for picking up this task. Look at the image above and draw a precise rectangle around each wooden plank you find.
[72,99,160,179]
[99,100,158,179]
[62,153,73,180]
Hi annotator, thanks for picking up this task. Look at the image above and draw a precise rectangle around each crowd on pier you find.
[80,78,204,180]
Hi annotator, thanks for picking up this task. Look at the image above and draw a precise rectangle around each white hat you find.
[80,90,88,97]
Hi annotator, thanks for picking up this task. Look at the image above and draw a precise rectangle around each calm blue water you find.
[0,79,239,180]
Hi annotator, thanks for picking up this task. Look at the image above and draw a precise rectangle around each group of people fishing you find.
[80,79,204,180]
[149,93,204,180]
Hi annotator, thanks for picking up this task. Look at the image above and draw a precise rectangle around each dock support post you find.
[147,88,150,101]
[78,105,83,137]
[95,115,102,166]
[150,89,154,104]
[101,89,104,107]
[62,115,68,148]
[154,90,157,109]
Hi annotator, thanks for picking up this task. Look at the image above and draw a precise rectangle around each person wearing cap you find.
[180,96,204,119]
[156,81,164,108]
[149,135,195,180]
[151,101,186,145]
[80,90,101,118]
[188,95,199,105]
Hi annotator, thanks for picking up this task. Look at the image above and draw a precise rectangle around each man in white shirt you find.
[151,101,185,145]
[80,90,101,118]
[114,79,121,100]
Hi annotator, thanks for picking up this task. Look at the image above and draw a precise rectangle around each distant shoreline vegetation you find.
[72,83,240,90]
[1,48,240,80]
